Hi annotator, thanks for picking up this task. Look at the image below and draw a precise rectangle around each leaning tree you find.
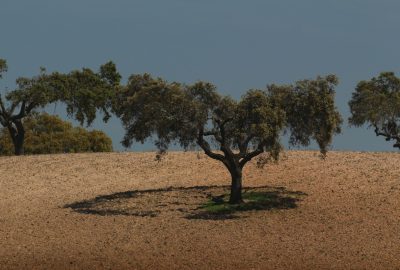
[0,60,55,155]
[0,59,120,155]
[115,73,342,204]
[349,72,400,149]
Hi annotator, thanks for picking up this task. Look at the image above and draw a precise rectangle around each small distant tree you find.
[0,113,112,155]
[0,59,120,155]
[115,74,342,204]
[349,72,400,148]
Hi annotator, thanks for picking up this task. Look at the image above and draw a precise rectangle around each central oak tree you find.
[115,74,342,204]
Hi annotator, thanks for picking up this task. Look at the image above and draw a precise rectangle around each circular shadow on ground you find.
[64,185,307,220]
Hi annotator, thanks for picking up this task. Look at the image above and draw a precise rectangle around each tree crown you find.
[1,60,120,127]
[117,74,342,162]
[349,72,400,147]
[349,72,400,126]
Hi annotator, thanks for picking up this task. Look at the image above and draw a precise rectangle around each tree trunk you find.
[13,135,24,156]
[229,167,243,204]
[7,120,25,156]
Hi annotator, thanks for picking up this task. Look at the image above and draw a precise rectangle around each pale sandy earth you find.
[1,151,400,270]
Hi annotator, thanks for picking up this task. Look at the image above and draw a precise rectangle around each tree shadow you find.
[186,187,307,220]
[64,185,307,220]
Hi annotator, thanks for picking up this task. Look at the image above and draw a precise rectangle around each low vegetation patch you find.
[201,191,300,214]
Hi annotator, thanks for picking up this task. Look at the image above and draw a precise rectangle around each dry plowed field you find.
[1,151,400,270]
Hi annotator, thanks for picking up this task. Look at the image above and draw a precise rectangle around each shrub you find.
[0,113,113,155]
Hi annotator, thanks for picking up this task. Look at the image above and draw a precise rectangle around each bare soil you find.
[1,151,400,270]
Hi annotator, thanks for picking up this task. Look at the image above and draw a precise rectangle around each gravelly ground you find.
[1,151,400,270]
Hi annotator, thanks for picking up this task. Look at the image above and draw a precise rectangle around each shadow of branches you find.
[64,185,307,220]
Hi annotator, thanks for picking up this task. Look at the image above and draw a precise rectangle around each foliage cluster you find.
[0,113,112,155]
[349,72,400,148]
[115,74,342,157]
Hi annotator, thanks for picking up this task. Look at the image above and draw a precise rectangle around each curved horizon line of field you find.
[1,150,399,270]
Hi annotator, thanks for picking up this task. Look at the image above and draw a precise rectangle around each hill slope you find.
[1,151,400,269]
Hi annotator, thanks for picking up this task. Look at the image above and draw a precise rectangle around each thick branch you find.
[13,119,24,134]
[0,96,7,115]
[0,96,10,127]
[238,134,254,157]
[239,142,265,168]
[374,125,400,148]
[9,102,18,116]
[214,117,236,160]
[11,101,26,120]
[197,130,225,162]
[203,130,223,142]
[0,115,6,126]
[216,117,233,127]
[25,102,36,114]
[374,125,400,141]
[202,131,217,136]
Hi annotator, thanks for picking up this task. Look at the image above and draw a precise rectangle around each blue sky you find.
[1,0,400,151]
